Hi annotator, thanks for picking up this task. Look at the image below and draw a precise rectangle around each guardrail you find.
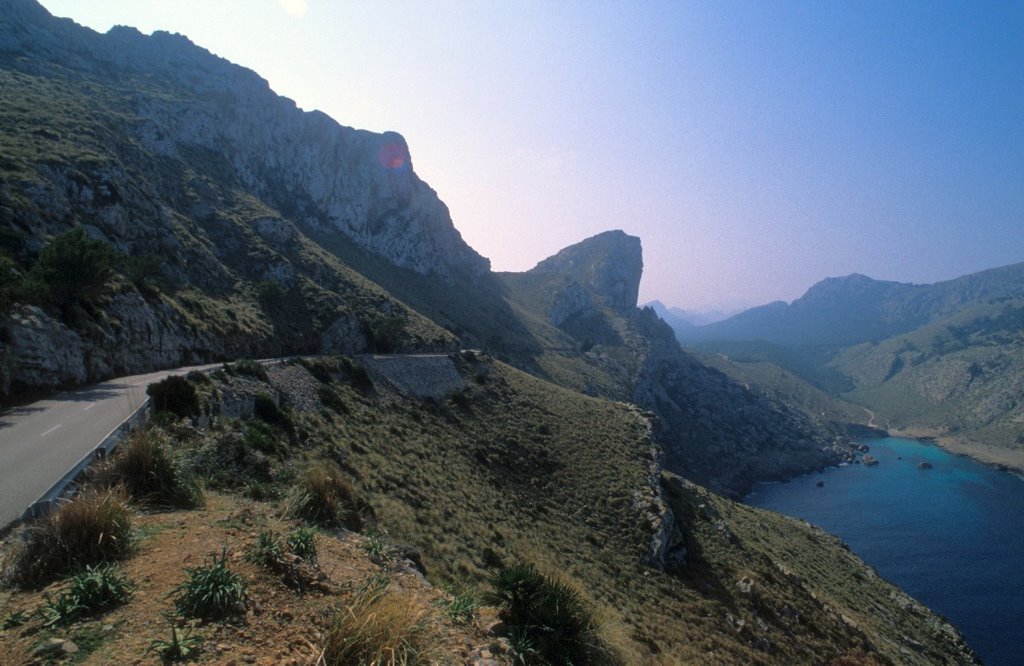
[19,398,151,522]
[16,357,294,524]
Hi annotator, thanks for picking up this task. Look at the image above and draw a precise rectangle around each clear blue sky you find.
[39,0,1024,311]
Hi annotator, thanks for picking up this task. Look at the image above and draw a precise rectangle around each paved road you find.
[0,363,220,530]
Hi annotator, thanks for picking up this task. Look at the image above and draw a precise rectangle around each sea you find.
[745,437,1024,666]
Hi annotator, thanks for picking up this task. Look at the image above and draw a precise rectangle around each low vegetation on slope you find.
[832,296,1024,462]
[2,354,978,664]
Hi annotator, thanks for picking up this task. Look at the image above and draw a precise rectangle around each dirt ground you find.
[0,494,505,665]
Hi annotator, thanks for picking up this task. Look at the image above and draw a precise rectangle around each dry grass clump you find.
[7,487,133,585]
[285,462,361,529]
[320,580,439,665]
[93,428,203,508]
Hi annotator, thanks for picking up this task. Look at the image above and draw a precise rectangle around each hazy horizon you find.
[38,0,1024,311]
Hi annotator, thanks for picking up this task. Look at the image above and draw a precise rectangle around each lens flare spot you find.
[378,141,408,171]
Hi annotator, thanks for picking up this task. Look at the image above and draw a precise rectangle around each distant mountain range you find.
[642,300,738,328]
[667,264,1024,465]
[675,263,1024,347]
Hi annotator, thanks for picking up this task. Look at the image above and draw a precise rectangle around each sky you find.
[38,0,1024,312]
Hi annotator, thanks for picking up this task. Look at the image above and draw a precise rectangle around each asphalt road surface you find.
[0,363,219,530]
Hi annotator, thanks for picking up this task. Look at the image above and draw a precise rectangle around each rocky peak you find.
[530,230,643,312]
[1,0,489,281]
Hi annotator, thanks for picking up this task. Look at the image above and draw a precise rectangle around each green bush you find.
[147,375,200,419]
[173,550,247,622]
[299,357,337,383]
[253,393,293,432]
[436,586,478,626]
[284,463,361,529]
[227,359,268,381]
[38,564,134,627]
[287,527,318,562]
[11,488,134,585]
[255,280,287,311]
[318,385,349,414]
[95,428,203,508]
[192,431,273,490]
[26,227,116,312]
[242,419,287,457]
[485,563,612,665]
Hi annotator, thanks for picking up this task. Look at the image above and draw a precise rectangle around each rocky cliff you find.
[0,0,487,280]
[500,232,852,497]
[0,0,472,396]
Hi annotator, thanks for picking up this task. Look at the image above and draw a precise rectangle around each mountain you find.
[644,300,738,329]
[832,294,1024,461]
[0,0,489,394]
[679,265,1024,468]
[680,264,1024,347]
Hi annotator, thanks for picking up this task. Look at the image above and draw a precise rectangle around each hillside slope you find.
[2,354,975,664]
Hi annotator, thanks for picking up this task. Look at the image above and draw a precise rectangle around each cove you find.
[745,437,1024,666]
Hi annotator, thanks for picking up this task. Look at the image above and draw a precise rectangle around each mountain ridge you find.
[678,262,1024,347]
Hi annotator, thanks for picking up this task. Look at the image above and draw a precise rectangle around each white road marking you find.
[82,403,96,411]
[40,424,62,437]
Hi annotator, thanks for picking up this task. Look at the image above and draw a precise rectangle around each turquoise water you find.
[746,437,1024,665]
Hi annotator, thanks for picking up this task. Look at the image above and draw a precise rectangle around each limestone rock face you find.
[548,282,593,327]
[0,305,86,392]
[0,0,488,281]
[531,230,643,312]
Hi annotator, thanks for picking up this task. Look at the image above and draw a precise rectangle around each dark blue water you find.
[746,437,1024,665]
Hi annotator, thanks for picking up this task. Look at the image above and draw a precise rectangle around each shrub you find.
[361,529,388,561]
[485,563,612,666]
[147,376,200,419]
[95,428,203,507]
[339,356,373,391]
[321,581,438,665]
[242,419,287,457]
[1,609,29,629]
[27,227,116,312]
[38,564,134,627]
[228,359,267,381]
[173,550,247,622]
[299,357,337,383]
[253,393,293,432]
[287,527,318,562]
[318,385,349,414]
[256,280,287,311]
[193,430,272,490]
[284,463,361,529]
[11,487,133,585]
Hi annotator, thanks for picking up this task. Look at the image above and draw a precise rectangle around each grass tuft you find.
[9,487,134,585]
[172,549,248,622]
[284,462,361,529]
[94,428,203,507]
[321,580,439,665]
[38,563,134,627]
